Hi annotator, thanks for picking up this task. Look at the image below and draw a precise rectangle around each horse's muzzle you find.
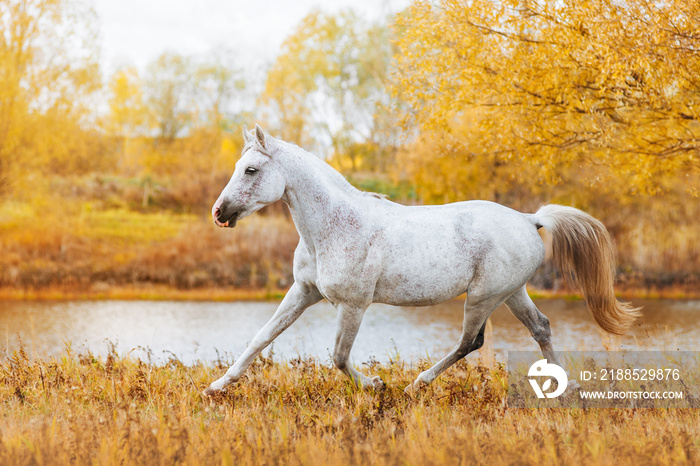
[212,204,239,228]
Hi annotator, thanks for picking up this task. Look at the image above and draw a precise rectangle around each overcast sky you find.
[93,0,410,73]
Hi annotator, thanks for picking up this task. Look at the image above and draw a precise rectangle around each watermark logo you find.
[508,351,697,408]
[527,359,568,398]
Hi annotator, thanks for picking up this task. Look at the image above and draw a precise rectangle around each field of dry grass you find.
[1,346,698,465]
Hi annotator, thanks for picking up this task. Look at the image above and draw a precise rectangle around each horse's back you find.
[371,200,544,306]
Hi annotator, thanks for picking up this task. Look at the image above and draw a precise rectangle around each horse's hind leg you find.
[504,285,563,367]
[506,286,581,390]
[405,294,505,394]
[332,303,385,390]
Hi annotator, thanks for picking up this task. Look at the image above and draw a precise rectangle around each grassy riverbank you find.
[1,347,698,465]
[1,192,698,301]
[0,285,288,302]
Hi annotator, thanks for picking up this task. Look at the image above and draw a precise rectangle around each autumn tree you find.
[260,10,396,170]
[141,50,249,141]
[144,53,193,142]
[185,50,248,180]
[104,66,148,173]
[391,0,700,195]
[103,51,248,208]
[0,0,100,193]
[192,49,248,129]
[107,67,147,139]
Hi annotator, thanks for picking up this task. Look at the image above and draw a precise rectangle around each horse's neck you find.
[279,146,363,250]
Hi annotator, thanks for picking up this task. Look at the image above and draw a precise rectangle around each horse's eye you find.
[244,167,258,175]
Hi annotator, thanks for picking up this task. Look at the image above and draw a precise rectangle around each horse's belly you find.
[373,289,464,307]
[372,264,471,306]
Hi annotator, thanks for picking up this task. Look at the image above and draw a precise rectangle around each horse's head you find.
[212,124,286,228]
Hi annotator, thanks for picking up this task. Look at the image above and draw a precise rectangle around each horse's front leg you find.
[203,282,322,395]
[332,303,386,390]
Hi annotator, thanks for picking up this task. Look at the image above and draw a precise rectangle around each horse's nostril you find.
[214,206,221,218]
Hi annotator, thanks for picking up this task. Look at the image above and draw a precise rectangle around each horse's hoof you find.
[403,382,419,397]
[371,376,386,391]
[403,383,416,397]
[202,386,218,397]
[403,380,426,397]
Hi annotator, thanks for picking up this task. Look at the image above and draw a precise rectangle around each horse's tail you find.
[528,204,641,335]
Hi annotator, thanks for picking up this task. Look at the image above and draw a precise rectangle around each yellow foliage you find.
[0,0,100,194]
[397,110,546,206]
[395,112,699,278]
[106,67,147,138]
[391,0,700,192]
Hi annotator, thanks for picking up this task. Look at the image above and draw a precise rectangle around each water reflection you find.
[0,299,697,365]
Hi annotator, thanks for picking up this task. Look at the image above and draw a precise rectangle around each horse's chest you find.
[293,245,362,298]
[312,246,380,304]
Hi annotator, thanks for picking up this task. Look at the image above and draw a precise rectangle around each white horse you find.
[203,124,639,396]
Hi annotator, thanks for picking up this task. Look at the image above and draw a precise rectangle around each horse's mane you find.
[271,138,387,200]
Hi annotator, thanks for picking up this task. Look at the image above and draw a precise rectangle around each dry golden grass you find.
[1,347,698,465]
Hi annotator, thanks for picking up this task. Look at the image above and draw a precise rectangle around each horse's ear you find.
[242,125,251,143]
[255,124,267,150]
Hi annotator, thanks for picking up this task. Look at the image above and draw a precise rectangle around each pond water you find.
[0,298,697,365]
